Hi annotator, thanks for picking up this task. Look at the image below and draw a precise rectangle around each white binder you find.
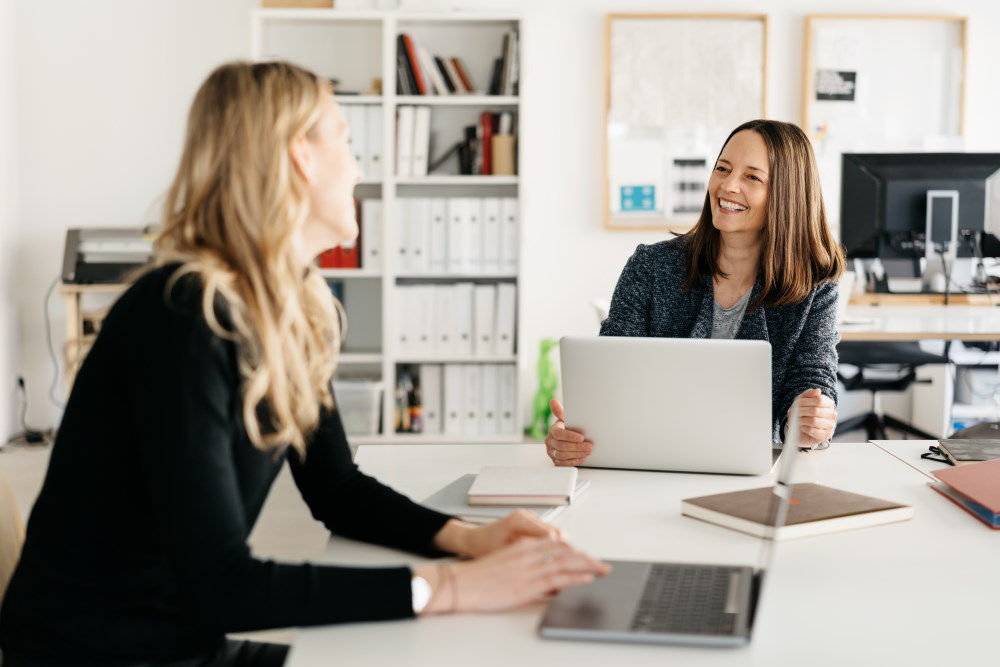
[494,283,516,356]
[432,285,456,356]
[462,364,482,435]
[481,198,502,273]
[395,200,411,273]
[447,198,466,273]
[453,282,474,357]
[464,198,483,274]
[412,106,431,176]
[419,364,443,435]
[500,197,519,271]
[473,284,497,356]
[429,198,448,273]
[409,198,431,273]
[396,106,415,177]
[417,286,437,357]
[396,285,417,356]
[364,104,383,180]
[346,105,367,176]
[498,364,517,435]
[443,364,465,435]
[360,199,382,271]
[480,364,500,435]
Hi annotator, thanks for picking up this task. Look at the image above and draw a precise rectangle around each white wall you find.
[1,0,19,439]
[12,0,1000,429]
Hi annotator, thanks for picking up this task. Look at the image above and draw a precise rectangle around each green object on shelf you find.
[527,338,559,440]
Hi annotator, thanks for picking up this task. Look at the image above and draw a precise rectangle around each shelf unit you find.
[251,8,523,445]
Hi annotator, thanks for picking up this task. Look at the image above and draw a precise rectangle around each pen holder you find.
[491,135,516,176]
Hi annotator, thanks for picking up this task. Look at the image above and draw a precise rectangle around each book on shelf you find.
[486,30,519,96]
[936,439,1000,466]
[396,33,476,95]
[468,466,578,506]
[930,458,1000,528]
[423,474,590,524]
[682,483,914,540]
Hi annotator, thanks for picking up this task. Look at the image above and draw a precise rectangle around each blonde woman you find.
[0,62,607,667]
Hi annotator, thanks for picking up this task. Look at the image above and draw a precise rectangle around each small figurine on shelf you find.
[527,338,558,440]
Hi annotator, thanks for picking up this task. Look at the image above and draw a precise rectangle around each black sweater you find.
[0,265,452,665]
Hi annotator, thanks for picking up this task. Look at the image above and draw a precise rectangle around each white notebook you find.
[423,474,590,524]
[467,466,579,506]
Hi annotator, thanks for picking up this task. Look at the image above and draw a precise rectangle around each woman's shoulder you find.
[119,262,205,318]
[630,235,689,270]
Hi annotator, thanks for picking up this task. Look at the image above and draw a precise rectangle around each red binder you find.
[479,112,494,175]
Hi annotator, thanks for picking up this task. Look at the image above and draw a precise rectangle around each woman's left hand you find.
[433,510,564,559]
[790,388,837,447]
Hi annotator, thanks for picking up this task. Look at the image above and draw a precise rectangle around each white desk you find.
[840,304,1000,341]
[286,443,996,666]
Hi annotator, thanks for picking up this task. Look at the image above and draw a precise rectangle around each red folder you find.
[932,458,1000,514]
[479,112,494,175]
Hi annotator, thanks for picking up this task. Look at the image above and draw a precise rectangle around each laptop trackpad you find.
[540,560,650,632]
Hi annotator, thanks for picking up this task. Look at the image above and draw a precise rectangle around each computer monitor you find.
[840,153,1000,260]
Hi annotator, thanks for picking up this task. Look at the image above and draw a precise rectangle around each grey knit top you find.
[712,287,752,340]
[599,236,840,442]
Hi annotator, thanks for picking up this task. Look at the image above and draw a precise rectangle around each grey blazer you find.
[599,236,840,442]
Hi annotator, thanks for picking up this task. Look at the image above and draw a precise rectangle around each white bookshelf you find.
[251,8,523,445]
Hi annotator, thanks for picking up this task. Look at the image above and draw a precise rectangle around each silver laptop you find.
[538,403,801,647]
[559,336,772,475]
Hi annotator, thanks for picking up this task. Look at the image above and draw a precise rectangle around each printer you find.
[61,227,157,284]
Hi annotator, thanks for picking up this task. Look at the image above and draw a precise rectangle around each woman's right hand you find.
[417,537,610,614]
[545,399,593,466]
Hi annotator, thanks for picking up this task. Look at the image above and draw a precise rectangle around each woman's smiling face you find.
[708,129,770,236]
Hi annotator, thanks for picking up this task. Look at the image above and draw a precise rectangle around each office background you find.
[4,0,1000,439]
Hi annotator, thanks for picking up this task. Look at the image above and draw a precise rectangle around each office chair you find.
[835,341,949,440]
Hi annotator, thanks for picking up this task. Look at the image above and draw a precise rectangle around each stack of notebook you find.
[423,466,587,525]
[930,459,1000,529]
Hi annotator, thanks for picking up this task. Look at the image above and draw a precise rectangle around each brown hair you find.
[682,119,845,310]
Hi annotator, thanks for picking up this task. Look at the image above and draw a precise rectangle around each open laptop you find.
[559,336,773,475]
[538,402,801,647]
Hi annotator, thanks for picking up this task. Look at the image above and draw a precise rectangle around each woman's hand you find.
[433,511,564,559]
[545,399,593,467]
[416,538,610,614]
[790,388,837,447]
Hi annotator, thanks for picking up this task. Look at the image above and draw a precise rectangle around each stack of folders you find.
[339,104,383,181]
[929,459,1000,529]
[396,106,431,177]
[681,483,914,540]
[413,363,517,436]
[395,197,518,274]
[423,473,590,525]
[395,283,515,358]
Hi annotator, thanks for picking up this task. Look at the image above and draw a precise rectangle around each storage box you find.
[333,380,383,435]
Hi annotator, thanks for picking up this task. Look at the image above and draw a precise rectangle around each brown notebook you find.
[682,483,914,540]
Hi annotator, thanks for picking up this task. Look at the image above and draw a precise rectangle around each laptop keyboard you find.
[629,564,738,635]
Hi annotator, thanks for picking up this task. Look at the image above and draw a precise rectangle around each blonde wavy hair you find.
[155,61,343,457]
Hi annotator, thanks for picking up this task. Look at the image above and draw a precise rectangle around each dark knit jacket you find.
[599,237,840,442]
